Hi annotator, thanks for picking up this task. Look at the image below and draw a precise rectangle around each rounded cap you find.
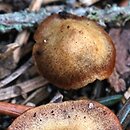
[33,13,115,89]
[8,100,122,130]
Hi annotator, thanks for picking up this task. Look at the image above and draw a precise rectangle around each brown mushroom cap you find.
[8,100,122,130]
[33,13,115,89]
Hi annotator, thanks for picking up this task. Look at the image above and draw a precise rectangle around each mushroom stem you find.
[0,102,33,117]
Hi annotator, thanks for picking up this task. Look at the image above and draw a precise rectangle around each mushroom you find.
[33,13,115,89]
[8,100,122,130]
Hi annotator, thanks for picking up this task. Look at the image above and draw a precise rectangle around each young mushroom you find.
[33,13,115,90]
[8,100,122,130]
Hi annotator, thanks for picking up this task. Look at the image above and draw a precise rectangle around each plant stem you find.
[1,4,130,32]
[0,102,32,117]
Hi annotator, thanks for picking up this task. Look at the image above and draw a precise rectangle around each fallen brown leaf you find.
[109,27,130,92]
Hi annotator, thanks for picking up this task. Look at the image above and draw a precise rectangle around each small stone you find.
[43,39,47,43]
[88,102,94,109]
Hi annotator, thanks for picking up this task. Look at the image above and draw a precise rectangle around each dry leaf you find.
[108,27,130,92]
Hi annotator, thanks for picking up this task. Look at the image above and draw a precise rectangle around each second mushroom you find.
[33,12,115,90]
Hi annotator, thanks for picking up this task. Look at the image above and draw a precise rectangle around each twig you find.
[50,91,63,103]
[0,87,62,117]
[0,58,32,88]
[0,2,12,13]
[0,7,49,33]
[117,97,130,129]
[0,76,48,100]
[12,0,43,63]
[79,0,100,6]
[13,30,30,63]
[124,87,130,99]
[0,102,32,117]
[22,87,49,105]
[68,4,130,27]
[0,43,20,60]
[1,4,130,32]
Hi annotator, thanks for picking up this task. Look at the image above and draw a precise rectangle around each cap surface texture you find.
[33,13,115,89]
